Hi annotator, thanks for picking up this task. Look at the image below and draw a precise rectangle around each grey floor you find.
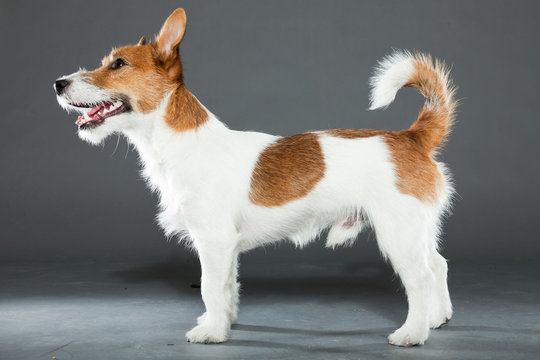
[1,260,538,360]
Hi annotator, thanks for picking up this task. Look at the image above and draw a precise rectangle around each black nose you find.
[54,79,70,95]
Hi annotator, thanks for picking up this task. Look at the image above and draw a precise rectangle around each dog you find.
[55,8,457,346]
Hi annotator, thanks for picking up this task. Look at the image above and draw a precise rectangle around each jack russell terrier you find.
[55,8,457,347]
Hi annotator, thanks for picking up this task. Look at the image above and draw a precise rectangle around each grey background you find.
[1,0,539,266]
[2,2,540,359]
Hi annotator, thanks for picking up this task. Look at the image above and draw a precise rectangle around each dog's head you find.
[55,9,187,144]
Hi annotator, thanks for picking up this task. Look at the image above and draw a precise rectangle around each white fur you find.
[56,70,113,113]
[56,52,454,346]
[369,50,415,110]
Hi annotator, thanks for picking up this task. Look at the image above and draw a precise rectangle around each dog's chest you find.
[140,153,192,236]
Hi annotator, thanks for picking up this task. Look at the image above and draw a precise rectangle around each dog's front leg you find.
[186,240,237,344]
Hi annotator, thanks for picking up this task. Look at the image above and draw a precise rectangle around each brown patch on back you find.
[326,128,442,203]
[249,133,326,207]
[165,85,208,132]
[325,128,387,139]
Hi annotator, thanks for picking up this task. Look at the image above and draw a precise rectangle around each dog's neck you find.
[122,87,227,195]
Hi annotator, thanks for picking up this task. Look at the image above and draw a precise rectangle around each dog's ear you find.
[137,36,147,46]
[155,9,186,57]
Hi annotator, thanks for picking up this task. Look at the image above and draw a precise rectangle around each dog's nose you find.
[54,79,70,95]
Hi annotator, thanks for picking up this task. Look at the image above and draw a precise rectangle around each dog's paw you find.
[388,326,429,347]
[429,306,453,329]
[430,316,451,329]
[186,323,228,344]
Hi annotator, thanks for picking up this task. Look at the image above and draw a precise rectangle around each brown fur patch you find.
[82,9,206,131]
[405,57,456,151]
[84,42,207,131]
[384,131,442,203]
[326,129,441,203]
[249,133,326,207]
[165,85,208,132]
[325,128,387,139]
[86,45,176,113]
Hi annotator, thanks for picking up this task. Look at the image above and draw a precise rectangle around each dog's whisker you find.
[124,141,131,159]
[112,134,121,156]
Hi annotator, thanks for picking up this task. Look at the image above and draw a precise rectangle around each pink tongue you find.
[76,102,114,126]
[88,104,104,117]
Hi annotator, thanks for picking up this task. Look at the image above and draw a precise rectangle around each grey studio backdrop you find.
[1,0,539,267]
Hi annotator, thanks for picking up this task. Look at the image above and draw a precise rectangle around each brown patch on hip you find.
[249,133,326,207]
[384,131,442,203]
[326,129,442,203]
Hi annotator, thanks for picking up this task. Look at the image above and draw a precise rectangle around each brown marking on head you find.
[82,8,207,130]
[154,8,186,81]
[85,44,176,113]
[249,133,326,207]
[326,128,442,203]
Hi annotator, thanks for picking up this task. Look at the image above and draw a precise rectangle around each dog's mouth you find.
[71,100,129,130]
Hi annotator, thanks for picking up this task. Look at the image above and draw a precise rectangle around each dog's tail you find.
[369,50,457,152]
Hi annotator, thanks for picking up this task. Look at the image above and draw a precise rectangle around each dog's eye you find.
[110,58,126,70]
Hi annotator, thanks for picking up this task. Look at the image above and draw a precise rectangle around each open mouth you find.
[71,100,128,130]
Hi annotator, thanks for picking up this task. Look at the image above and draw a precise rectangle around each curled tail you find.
[369,51,457,152]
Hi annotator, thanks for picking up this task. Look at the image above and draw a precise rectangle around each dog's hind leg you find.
[226,253,240,324]
[371,205,436,346]
[428,247,452,328]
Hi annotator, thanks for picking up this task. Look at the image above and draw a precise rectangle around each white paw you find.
[186,322,229,344]
[429,312,452,329]
[429,305,453,329]
[388,326,429,347]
